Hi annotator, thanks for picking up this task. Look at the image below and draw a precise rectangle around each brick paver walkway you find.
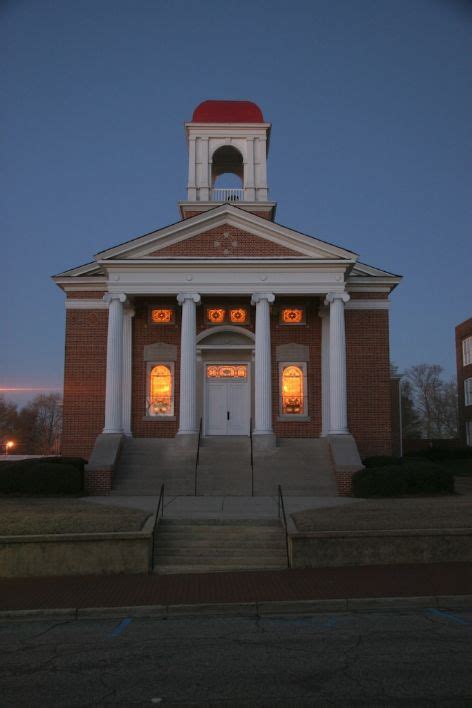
[0,563,471,612]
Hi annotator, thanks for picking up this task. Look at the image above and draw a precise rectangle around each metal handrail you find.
[277,484,291,568]
[150,483,165,573]
[194,417,202,496]
[250,417,254,497]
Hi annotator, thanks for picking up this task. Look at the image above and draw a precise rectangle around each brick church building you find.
[53,100,401,495]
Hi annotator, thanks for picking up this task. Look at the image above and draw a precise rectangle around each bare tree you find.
[405,364,458,438]
[20,394,63,454]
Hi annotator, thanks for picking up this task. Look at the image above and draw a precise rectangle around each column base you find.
[252,431,276,451]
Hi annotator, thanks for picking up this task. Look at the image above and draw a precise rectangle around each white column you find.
[177,293,201,434]
[325,292,350,435]
[103,293,127,434]
[319,306,330,436]
[122,306,135,436]
[200,137,210,201]
[245,137,255,201]
[254,136,268,201]
[251,293,275,435]
[187,137,197,200]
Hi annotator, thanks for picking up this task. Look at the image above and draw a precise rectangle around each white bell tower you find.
[179,100,276,221]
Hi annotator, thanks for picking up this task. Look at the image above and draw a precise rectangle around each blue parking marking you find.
[426,608,470,626]
[110,617,132,637]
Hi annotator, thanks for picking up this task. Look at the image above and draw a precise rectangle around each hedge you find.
[363,456,402,468]
[406,448,472,461]
[352,462,454,498]
[0,461,84,495]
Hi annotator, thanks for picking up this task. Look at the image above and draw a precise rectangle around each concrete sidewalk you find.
[0,562,470,618]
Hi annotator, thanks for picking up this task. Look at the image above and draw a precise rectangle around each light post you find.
[4,441,14,456]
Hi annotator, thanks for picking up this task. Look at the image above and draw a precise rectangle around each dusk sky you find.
[2,0,471,407]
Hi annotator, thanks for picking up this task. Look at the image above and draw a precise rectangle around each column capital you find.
[251,292,275,306]
[103,293,127,305]
[325,292,350,306]
[177,293,201,306]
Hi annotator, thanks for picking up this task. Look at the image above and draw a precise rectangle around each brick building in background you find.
[53,101,402,495]
[456,317,472,446]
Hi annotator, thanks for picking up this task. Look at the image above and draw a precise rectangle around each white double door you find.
[205,363,250,436]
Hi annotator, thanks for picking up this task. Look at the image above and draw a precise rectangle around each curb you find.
[0,594,471,621]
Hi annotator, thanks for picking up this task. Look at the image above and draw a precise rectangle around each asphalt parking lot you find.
[1,607,471,706]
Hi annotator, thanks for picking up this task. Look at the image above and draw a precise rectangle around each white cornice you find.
[65,299,108,309]
[345,300,390,310]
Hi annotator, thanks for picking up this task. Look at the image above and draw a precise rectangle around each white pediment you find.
[94,204,358,262]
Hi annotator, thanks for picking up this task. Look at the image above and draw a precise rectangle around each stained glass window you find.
[281,364,305,416]
[206,308,226,324]
[151,308,174,324]
[149,364,174,416]
[207,365,247,379]
[229,307,248,324]
[280,307,305,325]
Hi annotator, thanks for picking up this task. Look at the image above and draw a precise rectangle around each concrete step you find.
[154,563,286,574]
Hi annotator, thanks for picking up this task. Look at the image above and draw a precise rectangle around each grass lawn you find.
[0,498,151,535]
[292,498,472,534]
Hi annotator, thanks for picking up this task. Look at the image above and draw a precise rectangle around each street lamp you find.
[4,441,14,456]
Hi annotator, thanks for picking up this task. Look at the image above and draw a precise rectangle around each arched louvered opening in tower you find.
[211,145,244,202]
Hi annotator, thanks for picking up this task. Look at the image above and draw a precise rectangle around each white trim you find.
[196,325,255,343]
[345,300,390,310]
[465,378,472,407]
[65,299,108,309]
[463,336,472,367]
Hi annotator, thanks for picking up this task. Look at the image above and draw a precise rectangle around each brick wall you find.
[346,310,392,458]
[149,225,300,257]
[61,309,108,459]
[456,317,472,445]
[66,290,106,299]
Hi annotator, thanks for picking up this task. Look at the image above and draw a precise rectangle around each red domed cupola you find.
[192,100,265,123]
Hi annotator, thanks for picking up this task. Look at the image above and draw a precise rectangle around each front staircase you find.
[152,518,287,574]
[111,436,337,496]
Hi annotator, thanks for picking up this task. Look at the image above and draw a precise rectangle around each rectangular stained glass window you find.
[150,308,174,325]
[206,308,226,324]
[280,307,305,325]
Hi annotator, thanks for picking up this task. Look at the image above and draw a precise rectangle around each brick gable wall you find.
[149,225,302,258]
[61,309,108,458]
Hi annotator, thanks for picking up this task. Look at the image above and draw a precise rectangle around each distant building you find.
[456,316,472,446]
[53,100,402,495]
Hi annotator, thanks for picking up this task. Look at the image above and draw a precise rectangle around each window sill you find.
[277,416,311,422]
[142,415,176,421]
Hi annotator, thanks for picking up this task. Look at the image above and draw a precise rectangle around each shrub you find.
[352,462,454,498]
[26,456,87,471]
[363,456,402,468]
[0,462,83,495]
[406,448,472,461]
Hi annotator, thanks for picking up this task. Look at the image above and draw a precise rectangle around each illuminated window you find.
[280,307,305,325]
[207,365,247,379]
[150,308,174,325]
[148,363,174,416]
[279,363,307,416]
[206,308,226,324]
[229,307,248,325]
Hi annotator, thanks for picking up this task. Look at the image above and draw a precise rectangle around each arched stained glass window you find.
[149,364,174,416]
[281,364,306,416]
